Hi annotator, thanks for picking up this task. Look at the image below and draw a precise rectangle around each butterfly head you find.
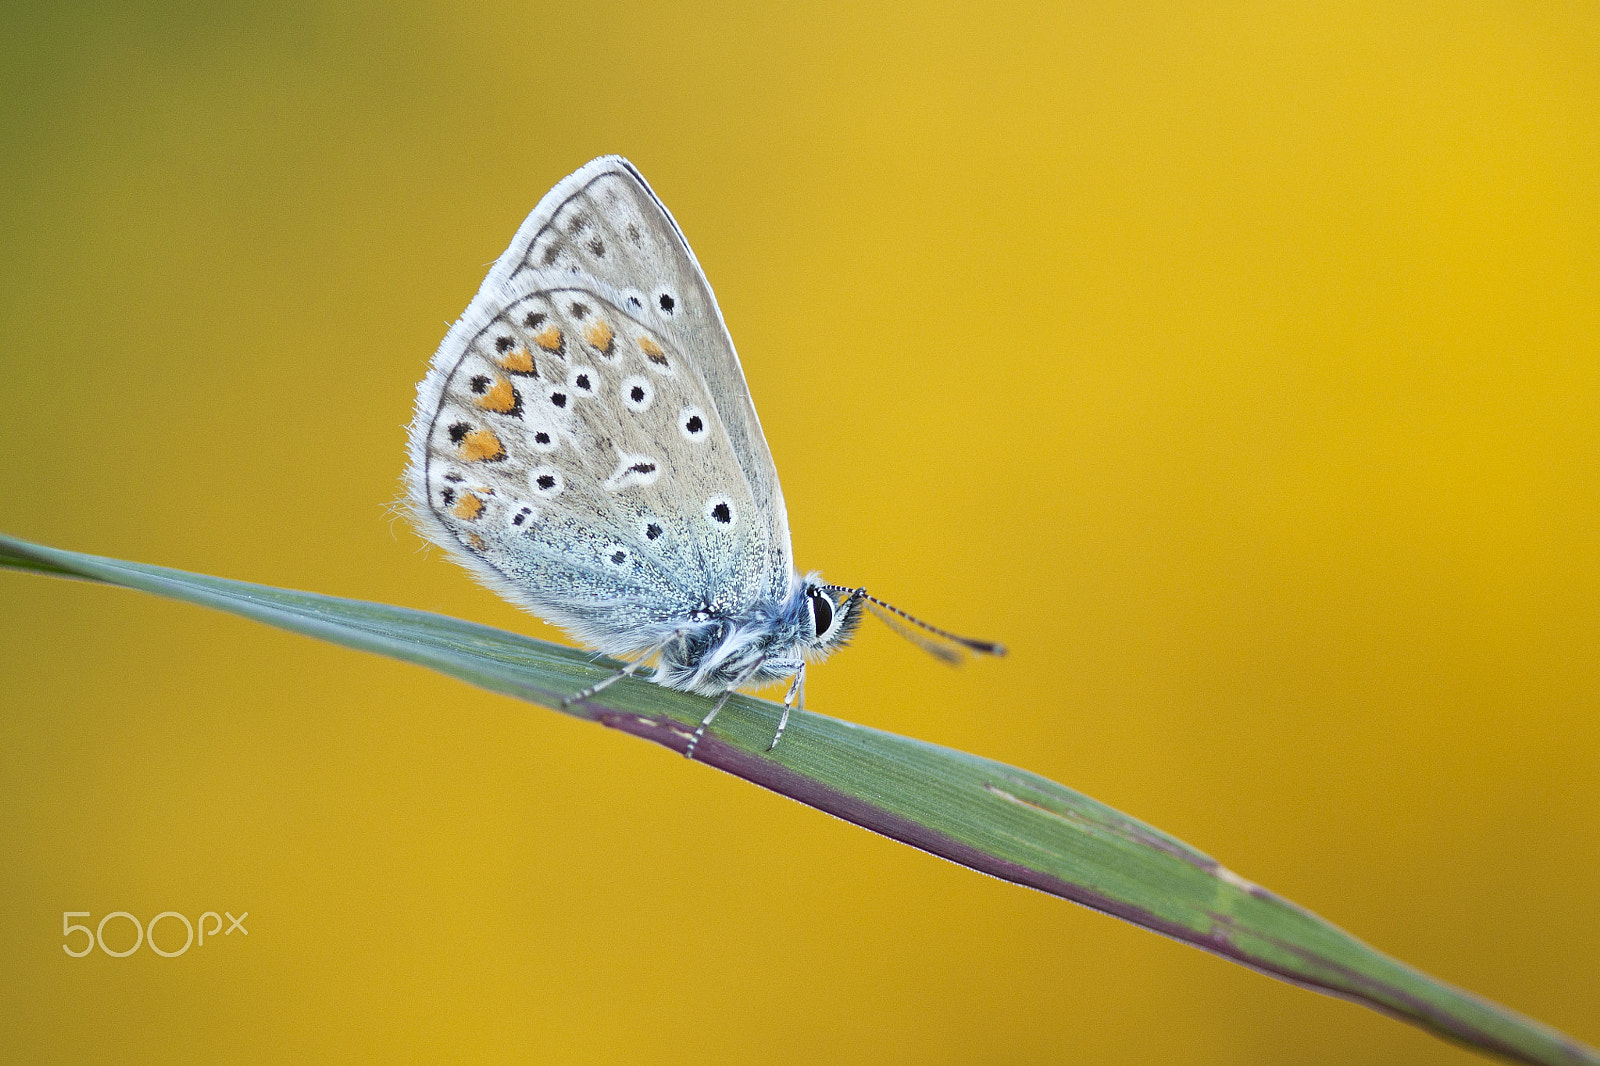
[812,582,1008,665]
[801,579,865,658]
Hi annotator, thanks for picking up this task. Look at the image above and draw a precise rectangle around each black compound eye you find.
[808,589,834,639]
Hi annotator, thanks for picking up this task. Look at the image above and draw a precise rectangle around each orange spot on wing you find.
[534,325,563,351]
[497,346,535,375]
[452,495,485,521]
[475,375,518,413]
[638,336,668,366]
[467,533,486,551]
[584,319,614,354]
[458,428,506,462]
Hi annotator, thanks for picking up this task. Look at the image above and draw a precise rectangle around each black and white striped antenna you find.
[821,585,1006,664]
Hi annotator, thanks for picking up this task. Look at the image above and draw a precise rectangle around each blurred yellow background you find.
[2,1,1595,1061]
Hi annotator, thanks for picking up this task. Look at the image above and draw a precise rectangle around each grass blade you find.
[2,531,1592,1065]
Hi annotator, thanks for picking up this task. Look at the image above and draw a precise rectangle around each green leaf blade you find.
[2,532,1592,1066]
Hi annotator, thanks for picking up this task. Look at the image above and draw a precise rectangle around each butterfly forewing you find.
[409,172,789,657]
[502,159,793,589]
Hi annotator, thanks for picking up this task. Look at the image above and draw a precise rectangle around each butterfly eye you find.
[808,588,834,639]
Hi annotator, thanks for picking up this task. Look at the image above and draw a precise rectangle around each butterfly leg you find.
[768,665,805,752]
[562,629,700,707]
[561,659,647,706]
[684,656,767,760]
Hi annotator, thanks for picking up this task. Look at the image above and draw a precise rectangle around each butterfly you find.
[405,156,1003,758]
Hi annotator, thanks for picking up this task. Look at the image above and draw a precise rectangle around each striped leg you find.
[684,656,766,760]
[562,631,692,707]
[560,658,647,706]
[768,665,805,752]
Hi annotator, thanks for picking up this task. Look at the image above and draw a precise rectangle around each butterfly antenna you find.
[863,600,964,664]
[821,586,1006,663]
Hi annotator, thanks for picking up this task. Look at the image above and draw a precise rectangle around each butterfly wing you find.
[510,157,792,577]
[406,158,793,658]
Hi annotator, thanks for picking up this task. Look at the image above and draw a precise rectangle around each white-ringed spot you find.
[604,451,662,492]
[652,286,679,317]
[704,495,736,527]
[529,467,564,497]
[621,375,653,413]
[678,406,709,443]
[525,422,559,453]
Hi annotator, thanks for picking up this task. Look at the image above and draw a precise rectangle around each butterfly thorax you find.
[651,576,862,694]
